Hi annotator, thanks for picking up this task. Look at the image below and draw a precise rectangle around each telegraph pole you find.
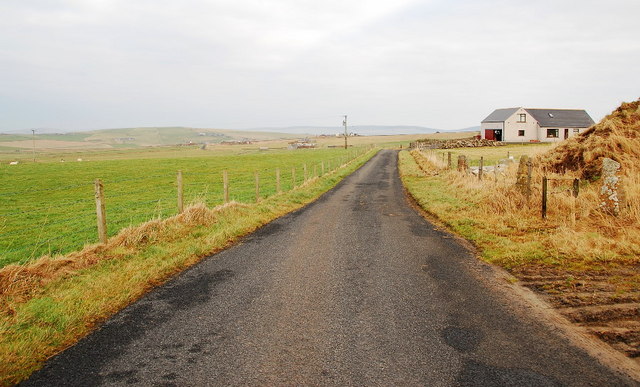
[31,129,36,162]
[343,115,348,149]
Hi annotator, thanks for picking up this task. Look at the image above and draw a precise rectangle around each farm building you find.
[481,107,594,143]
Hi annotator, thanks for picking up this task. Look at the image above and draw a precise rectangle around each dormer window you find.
[518,114,526,123]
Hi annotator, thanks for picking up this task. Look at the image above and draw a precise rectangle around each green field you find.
[0,147,366,268]
[426,143,553,166]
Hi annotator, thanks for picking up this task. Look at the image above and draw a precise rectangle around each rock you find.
[457,155,468,173]
[414,138,506,149]
[599,158,624,216]
[515,155,532,197]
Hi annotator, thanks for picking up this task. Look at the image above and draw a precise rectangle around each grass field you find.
[0,130,477,163]
[428,143,553,166]
[0,147,368,268]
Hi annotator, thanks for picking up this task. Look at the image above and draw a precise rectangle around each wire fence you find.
[412,147,584,221]
[0,147,371,267]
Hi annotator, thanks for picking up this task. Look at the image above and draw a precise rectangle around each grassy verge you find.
[0,149,377,385]
[400,149,640,271]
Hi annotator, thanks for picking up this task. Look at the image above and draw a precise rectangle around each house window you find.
[573,128,580,133]
[547,129,559,138]
[518,114,526,123]
[518,130,525,136]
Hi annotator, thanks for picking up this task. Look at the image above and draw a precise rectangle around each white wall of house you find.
[502,108,539,142]
[537,127,585,143]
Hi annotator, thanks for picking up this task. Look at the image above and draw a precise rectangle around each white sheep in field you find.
[9,161,18,165]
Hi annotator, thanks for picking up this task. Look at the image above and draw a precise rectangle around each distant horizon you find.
[1,124,481,137]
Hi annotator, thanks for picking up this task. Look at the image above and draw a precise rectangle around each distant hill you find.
[246,125,441,136]
[0,127,302,149]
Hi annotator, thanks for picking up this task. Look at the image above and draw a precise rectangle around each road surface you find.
[24,150,635,386]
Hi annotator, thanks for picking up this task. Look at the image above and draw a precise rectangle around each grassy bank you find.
[399,148,640,361]
[0,148,377,385]
[400,148,640,271]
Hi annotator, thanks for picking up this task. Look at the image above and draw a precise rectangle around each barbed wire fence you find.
[411,146,583,221]
[1,147,372,267]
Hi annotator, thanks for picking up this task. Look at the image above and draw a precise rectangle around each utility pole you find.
[343,115,348,149]
[31,129,36,162]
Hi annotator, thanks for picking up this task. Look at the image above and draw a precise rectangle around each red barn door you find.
[485,129,495,140]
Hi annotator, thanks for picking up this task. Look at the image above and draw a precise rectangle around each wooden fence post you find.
[542,176,548,219]
[276,168,281,193]
[321,161,325,175]
[94,179,107,244]
[478,157,484,181]
[223,170,229,203]
[254,171,260,202]
[527,160,533,200]
[571,178,579,228]
[447,152,452,169]
[177,170,184,213]
[304,164,308,182]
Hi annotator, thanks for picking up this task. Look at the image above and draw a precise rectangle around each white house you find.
[481,107,594,143]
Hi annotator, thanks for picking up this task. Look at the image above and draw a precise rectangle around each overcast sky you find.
[1,0,638,132]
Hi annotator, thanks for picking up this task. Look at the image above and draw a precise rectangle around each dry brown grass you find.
[538,100,640,180]
[414,148,640,268]
[0,203,223,315]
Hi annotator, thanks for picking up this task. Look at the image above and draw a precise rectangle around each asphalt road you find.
[24,150,635,386]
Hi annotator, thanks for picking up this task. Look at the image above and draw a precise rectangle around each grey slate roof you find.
[482,108,519,123]
[482,107,595,128]
[524,109,595,128]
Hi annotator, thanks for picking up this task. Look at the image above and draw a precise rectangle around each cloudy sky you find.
[1,0,638,132]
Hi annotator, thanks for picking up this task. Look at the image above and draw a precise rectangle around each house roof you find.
[524,109,595,128]
[481,108,520,123]
[482,107,595,128]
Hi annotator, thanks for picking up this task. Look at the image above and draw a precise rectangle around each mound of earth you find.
[537,100,640,180]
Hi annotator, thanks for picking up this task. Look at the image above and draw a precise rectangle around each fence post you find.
[527,160,533,200]
[177,170,184,213]
[304,164,308,182]
[276,168,281,193]
[571,178,579,228]
[223,170,229,203]
[447,152,452,169]
[94,179,107,244]
[457,155,468,173]
[478,157,484,181]
[254,171,260,202]
[321,161,325,175]
[541,176,548,219]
